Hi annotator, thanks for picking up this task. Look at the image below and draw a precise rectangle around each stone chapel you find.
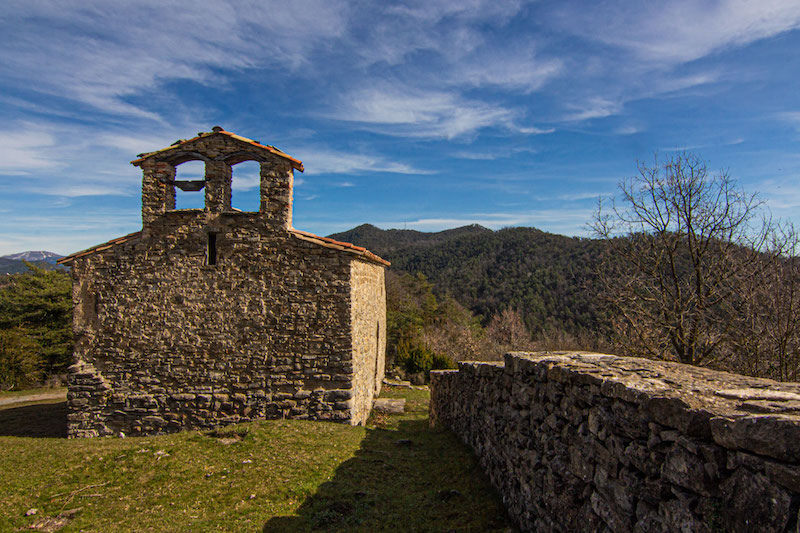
[58,127,388,437]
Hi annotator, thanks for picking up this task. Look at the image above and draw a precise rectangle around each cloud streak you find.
[301,149,434,175]
[549,0,800,64]
[0,0,350,119]
[0,127,60,175]
[329,85,553,139]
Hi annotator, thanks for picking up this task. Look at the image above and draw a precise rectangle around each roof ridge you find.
[130,128,304,172]
[57,229,389,267]
[289,229,390,267]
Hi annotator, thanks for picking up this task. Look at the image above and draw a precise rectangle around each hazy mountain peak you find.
[2,251,63,262]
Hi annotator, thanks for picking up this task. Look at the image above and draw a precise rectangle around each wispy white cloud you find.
[356,0,526,67]
[778,111,800,129]
[655,72,721,93]
[757,177,800,211]
[298,149,435,175]
[556,192,608,202]
[450,146,539,160]
[97,133,187,155]
[450,151,505,161]
[660,138,745,151]
[331,85,539,139]
[0,120,198,197]
[444,43,563,93]
[563,97,623,122]
[0,1,350,119]
[614,125,641,135]
[550,0,800,64]
[24,184,131,198]
[386,0,524,25]
[517,125,556,135]
[0,126,60,174]
[0,209,142,255]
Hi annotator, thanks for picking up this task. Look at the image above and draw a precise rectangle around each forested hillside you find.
[332,223,491,256]
[330,225,609,340]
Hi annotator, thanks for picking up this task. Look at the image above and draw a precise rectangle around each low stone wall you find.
[430,352,800,532]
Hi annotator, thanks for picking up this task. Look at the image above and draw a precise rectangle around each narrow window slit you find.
[207,232,217,265]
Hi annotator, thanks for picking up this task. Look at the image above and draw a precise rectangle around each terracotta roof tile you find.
[130,127,304,172]
[290,229,390,267]
[57,229,389,267]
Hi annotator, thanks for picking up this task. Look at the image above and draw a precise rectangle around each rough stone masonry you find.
[59,127,388,437]
[430,352,800,532]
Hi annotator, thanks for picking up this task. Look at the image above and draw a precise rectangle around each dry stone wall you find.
[430,352,800,532]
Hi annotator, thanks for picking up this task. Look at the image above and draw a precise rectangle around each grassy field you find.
[0,386,66,400]
[0,386,511,532]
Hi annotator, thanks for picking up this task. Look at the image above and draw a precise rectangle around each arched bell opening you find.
[171,160,207,210]
[230,160,262,212]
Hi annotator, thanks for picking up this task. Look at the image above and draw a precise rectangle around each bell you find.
[174,180,206,192]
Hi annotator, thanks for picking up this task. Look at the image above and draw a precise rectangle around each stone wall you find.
[68,211,371,437]
[349,259,387,424]
[430,352,800,532]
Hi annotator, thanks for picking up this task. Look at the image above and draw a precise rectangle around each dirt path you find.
[0,389,66,407]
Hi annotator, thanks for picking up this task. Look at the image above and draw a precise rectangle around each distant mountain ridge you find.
[328,224,607,337]
[2,251,62,263]
[329,223,492,257]
[0,251,65,275]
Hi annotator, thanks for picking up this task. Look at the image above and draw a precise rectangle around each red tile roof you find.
[130,127,304,172]
[57,228,389,267]
[290,229,390,266]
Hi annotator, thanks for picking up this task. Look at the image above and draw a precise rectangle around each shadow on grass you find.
[0,400,67,438]
[262,417,511,533]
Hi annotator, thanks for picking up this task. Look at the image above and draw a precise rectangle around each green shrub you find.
[395,340,456,378]
[395,340,434,375]
[431,352,457,370]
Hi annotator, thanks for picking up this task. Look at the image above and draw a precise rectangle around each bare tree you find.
[592,153,772,368]
[729,224,800,380]
[486,308,533,350]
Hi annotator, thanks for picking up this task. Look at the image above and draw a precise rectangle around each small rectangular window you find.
[207,232,217,265]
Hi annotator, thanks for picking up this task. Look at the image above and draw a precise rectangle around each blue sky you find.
[1,0,799,255]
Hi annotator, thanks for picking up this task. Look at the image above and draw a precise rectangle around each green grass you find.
[0,386,511,532]
[0,385,66,399]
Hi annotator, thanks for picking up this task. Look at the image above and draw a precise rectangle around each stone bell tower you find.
[131,126,304,233]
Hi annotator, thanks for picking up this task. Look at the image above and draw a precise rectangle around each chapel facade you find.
[59,127,388,437]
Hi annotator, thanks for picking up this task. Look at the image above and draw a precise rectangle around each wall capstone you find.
[430,352,800,532]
